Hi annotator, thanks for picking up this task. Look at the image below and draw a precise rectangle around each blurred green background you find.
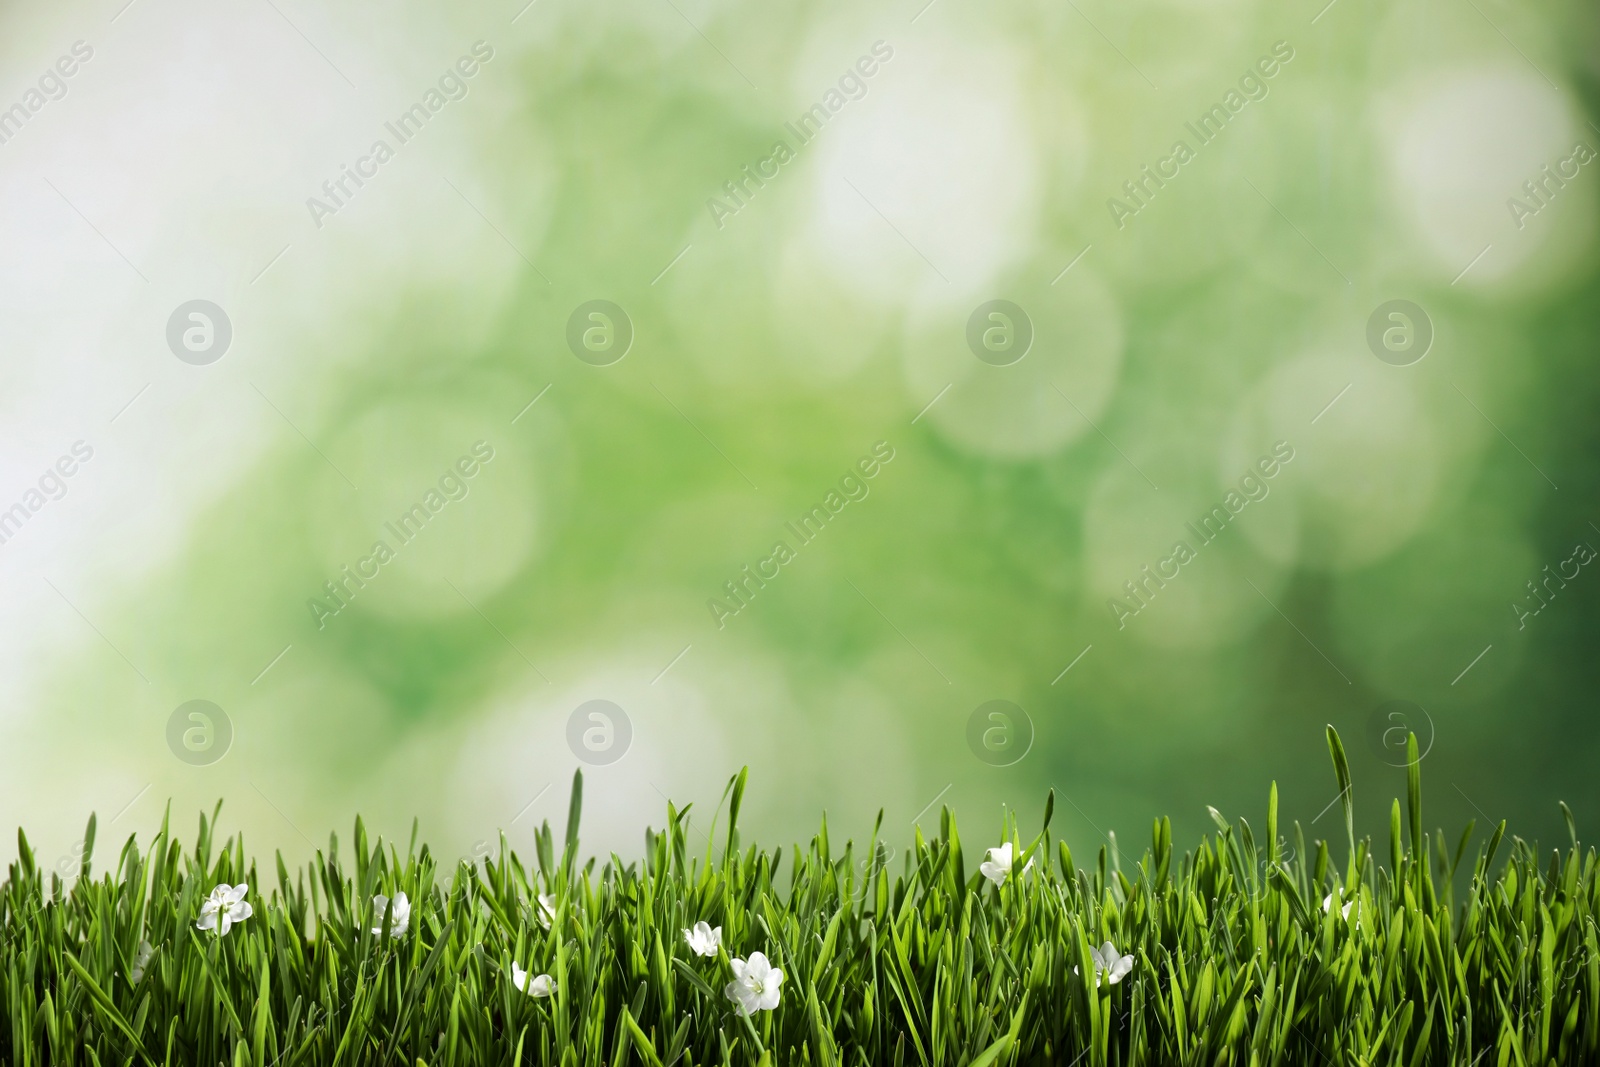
[0,0,1595,872]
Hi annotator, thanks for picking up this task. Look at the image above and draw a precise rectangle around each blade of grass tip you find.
[1267,782,1279,865]
[622,1006,666,1067]
[726,766,748,867]
[965,1017,1013,1067]
[16,825,36,878]
[563,769,584,879]
[1480,820,1508,880]
[1560,802,1578,852]
[1449,821,1476,881]
[1325,726,1355,875]
[867,804,885,855]
[535,820,555,885]
[671,958,718,1001]
[79,812,97,883]
[1017,798,1056,877]
[704,771,740,871]
[1206,806,1231,837]
[1269,864,1311,928]
[1406,733,1422,860]
[1390,800,1403,883]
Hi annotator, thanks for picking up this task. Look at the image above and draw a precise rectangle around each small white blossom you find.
[1323,893,1356,923]
[536,893,557,929]
[979,843,1013,886]
[724,951,784,1016]
[129,939,155,983]
[978,843,1033,887]
[683,920,722,958]
[512,962,554,997]
[372,891,411,938]
[196,884,253,936]
[1074,941,1135,986]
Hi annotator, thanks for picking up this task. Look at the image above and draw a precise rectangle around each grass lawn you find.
[2,729,1594,1066]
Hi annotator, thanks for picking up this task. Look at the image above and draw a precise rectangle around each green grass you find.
[3,729,1596,1066]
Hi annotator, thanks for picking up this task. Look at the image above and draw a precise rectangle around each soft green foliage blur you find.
[7,0,1599,865]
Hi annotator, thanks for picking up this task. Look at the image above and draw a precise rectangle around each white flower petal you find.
[724,979,754,1015]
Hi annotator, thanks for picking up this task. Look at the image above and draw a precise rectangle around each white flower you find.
[195,883,253,936]
[724,951,784,1016]
[1075,941,1135,986]
[372,891,411,938]
[979,843,1013,886]
[512,962,554,997]
[683,920,722,958]
[129,939,155,983]
[536,893,557,929]
[978,843,1033,887]
[1323,893,1356,922]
